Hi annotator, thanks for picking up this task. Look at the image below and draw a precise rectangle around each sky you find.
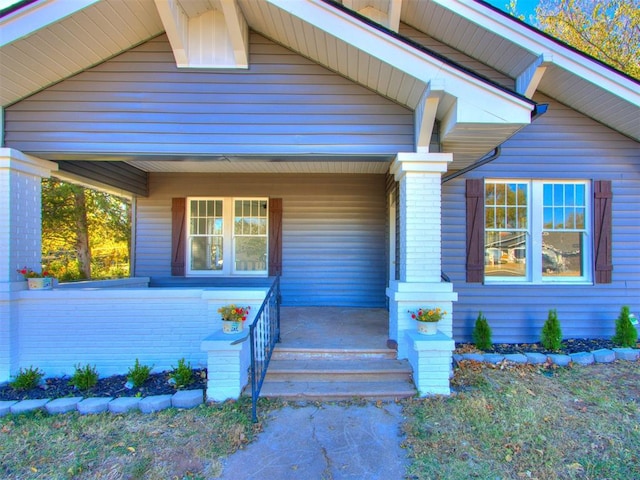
[485,0,542,21]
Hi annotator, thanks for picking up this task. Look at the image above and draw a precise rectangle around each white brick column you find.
[201,332,251,401]
[0,148,57,381]
[386,152,458,395]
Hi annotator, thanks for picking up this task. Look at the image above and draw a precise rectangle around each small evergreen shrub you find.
[10,366,45,391]
[612,305,638,348]
[170,358,193,388]
[472,312,493,351]
[69,363,99,390]
[541,309,562,351]
[127,358,153,388]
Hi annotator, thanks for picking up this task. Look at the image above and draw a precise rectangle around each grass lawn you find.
[0,397,273,479]
[403,361,640,479]
[0,362,638,479]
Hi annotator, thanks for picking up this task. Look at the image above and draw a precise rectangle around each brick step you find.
[271,347,397,361]
[257,380,417,401]
[265,358,413,383]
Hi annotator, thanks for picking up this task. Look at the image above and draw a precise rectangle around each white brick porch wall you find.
[9,287,266,380]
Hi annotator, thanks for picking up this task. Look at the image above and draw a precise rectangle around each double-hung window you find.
[484,180,590,283]
[187,198,268,276]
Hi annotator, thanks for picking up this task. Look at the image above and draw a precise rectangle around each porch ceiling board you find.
[0,0,165,107]
[128,158,392,174]
[55,160,149,197]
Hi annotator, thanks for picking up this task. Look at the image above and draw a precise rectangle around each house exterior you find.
[1,0,638,397]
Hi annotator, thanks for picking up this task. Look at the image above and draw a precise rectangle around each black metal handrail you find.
[248,276,281,422]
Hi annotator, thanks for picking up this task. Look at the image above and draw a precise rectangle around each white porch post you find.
[0,148,57,381]
[387,152,458,395]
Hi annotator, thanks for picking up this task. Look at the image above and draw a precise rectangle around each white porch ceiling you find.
[132,159,392,174]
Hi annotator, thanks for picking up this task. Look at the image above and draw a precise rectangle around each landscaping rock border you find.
[0,389,204,417]
[454,347,639,368]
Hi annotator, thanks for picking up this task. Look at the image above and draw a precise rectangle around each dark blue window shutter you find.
[171,197,186,276]
[593,180,613,284]
[466,179,484,283]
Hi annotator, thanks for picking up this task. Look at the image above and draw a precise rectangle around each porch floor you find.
[262,307,415,400]
[278,306,389,349]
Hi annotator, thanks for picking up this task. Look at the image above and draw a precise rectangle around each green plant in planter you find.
[612,305,638,348]
[541,309,562,351]
[472,312,493,351]
[127,358,153,388]
[10,366,45,391]
[170,358,193,388]
[69,363,99,390]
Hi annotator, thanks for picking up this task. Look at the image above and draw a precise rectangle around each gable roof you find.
[422,0,639,141]
[1,0,637,169]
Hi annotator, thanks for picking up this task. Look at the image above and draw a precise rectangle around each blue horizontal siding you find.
[4,33,414,158]
[443,94,640,343]
[135,173,387,308]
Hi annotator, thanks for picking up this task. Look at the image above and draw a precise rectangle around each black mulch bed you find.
[456,338,620,355]
[0,369,207,402]
[2,340,634,402]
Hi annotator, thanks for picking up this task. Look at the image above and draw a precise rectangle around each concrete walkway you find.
[219,402,409,479]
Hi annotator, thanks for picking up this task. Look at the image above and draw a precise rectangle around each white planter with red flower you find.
[218,304,251,334]
[408,307,446,336]
[221,321,242,334]
[27,277,53,290]
[17,266,54,290]
[416,321,438,335]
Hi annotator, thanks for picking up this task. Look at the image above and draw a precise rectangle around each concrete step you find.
[271,347,397,361]
[258,347,417,400]
[258,380,416,401]
[265,358,413,383]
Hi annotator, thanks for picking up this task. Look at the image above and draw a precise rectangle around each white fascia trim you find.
[0,0,100,47]
[267,0,534,119]
[434,0,640,106]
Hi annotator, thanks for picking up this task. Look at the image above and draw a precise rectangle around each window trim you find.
[231,198,269,276]
[185,197,269,277]
[483,179,592,285]
[484,180,530,283]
